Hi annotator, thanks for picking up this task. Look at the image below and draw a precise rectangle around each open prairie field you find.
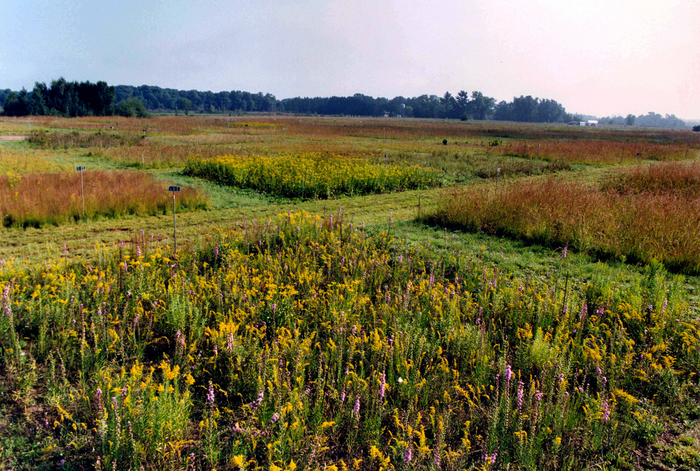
[2,114,700,470]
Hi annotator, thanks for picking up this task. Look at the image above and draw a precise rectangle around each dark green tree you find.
[115,97,149,117]
[177,98,193,115]
[469,91,496,120]
[2,89,31,116]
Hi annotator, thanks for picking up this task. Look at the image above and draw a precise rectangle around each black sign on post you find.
[169,186,181,192]
[76,166,86,218]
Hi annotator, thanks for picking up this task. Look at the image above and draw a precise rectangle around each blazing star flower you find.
[227,332,234,353]
[353,395,361,418]
[404,446,413,463]
[379,373,386,399]
[249,389,264,409]
[602,399,611,422]
[207,381,215,406]
[517,380,525,413]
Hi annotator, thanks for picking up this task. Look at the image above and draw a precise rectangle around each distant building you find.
[586,120,598,127]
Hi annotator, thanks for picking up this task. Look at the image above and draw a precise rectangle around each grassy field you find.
[1,115,700,470]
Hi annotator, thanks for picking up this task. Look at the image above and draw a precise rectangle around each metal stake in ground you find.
[76,166,86,219]
[169,186,181,257]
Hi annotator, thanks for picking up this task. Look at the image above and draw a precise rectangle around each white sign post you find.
[76,166,86,218]
[169,186,181,256]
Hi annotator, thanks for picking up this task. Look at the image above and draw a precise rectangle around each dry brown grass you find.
[603,160,700,196]
[429,177,700,274]
[0,170,207,228]
[498,139,695,164]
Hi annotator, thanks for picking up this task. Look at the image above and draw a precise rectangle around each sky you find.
[2,0,699,119]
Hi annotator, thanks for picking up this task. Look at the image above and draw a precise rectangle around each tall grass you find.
[0,170,207,228]
[428,171,700,273]
[603,160,700,196]
[0,212,697,469]
[184,153,441,199]
[498,139,695,164]
[27,130,144,149]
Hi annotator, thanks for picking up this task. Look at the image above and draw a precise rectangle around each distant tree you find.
[493,100,513,121]
[511,95,539,122]
[625,114,636,126]
[469,91,496,120]
[441,92,458,119]
[2,89,31,116]
[177,98,193,115]
[536,99,568,123]
[0,89,11,109]
[693,125,700,132]
[455,91,470,119]
[115,98,149,117]
[635,112,685,128]
[30,82,49,115]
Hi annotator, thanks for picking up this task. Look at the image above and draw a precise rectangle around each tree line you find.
[0,79,687,127]
[0,79,150,118]
[0,79,570,122]
[598,112,686,129]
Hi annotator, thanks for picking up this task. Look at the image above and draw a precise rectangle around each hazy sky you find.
[2,0,698,118]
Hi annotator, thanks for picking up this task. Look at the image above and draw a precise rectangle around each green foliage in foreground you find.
[1,213,699,470]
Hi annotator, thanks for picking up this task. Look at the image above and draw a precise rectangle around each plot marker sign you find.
[76,166,86,219]
[169,186,181,257]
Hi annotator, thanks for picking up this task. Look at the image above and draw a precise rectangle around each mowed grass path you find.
[0,187,441,263]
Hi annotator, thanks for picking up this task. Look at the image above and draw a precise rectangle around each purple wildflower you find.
[602,399,610,422]
[504,364,512,388]
[562,244,568,259]
[353,395,360,418]
[207,381,215,405]
[404,446,413,463]
[517,380,525,414]
[270,413,280,424]
[379,373,386,399]
[249,389,264,409]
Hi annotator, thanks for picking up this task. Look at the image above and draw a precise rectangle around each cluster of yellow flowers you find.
[184,153,440,198]
[0,211,694,469]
